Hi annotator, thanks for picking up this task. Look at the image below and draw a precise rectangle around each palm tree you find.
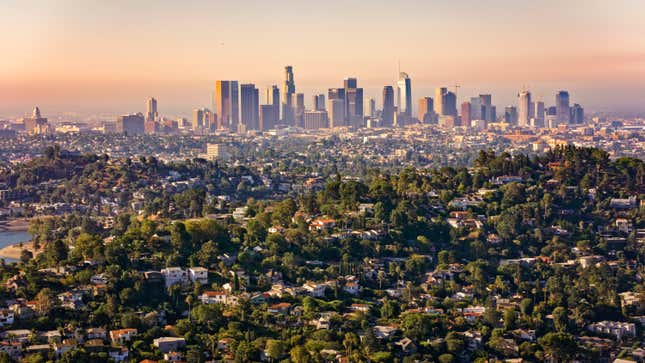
[186,295,194,321]
[377,270,386,289]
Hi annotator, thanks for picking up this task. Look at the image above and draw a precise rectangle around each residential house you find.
[160,267,188,288]
[109,328,137,345]
[153,337,186,353]
[587,321,636,340]
[188,267,208,285]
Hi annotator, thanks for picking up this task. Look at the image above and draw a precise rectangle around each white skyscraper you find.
[397,72,412,117]
[518,90,531,126]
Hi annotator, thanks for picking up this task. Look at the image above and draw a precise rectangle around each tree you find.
[538,332,577,363]
[290,346,310,363]
[265,339,286,362]
[503,308,518,330]
[552,307,569,332]
[343,332,359,357]
[35,288,55,316]
[20,249,33,264]
[46,239,68,265]
[438,353,455,363]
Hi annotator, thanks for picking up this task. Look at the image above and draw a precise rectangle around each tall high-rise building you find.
[292,93,305,127]
[460,102,471,127]
[504,106,518,124]
[367,98,376,117]
[397,72,412,117]
[533,100,545,128]
[344,78,363,127]
[435,88,446,116]
[313,94,325,111]
[282,66,296,125]
[470,94,494,121]
[204,109,215,130]
[556,91,570,124]
[418,97,433,123]
[117,113,145,134]
[570,103,584,124]
[240,84,259,131]
[480,94,494,121]
[192,109,204,130]
[518,90,531,126]
[259,104,276,131]
[434,87,457,117]
[145,97,158,122]
[266,85,280,124]
[328,88,346,126]
[214,81,239,130]
[382,86,395,127]
[327,98,345,128]
[346,87,363,127]
[344,78,357,89]
[444,91,457,117]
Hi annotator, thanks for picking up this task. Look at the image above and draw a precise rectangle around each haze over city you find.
[1,0,645,117]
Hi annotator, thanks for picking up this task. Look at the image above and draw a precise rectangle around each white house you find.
[154,337,186,353]
[188,267,208,285]
[160,267,188,288]
[587,321,636,340]
[302,282,326,297]
[199,291,238,306]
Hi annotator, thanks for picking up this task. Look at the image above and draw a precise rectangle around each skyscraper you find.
[367,98,375,117]
[292,93,305,127]
[240,84,259,131]
[328,88,346,126]
[480,94,494,121]
[266,85,280,124]
[556,91,570,125]
[382,86,395,127]
[397,72,412,117]
[518,90,531,126]
[327,98,345,128]
[282,66,296,125]
[504,106,518,124]
[434,87,456,117]
[533,100,545,127]
[214,81,239,130]
[570,103,584,124]
[460,102,471,127]
[444,91,457,117]
[346,87,363,127]
[145,97,158,122]
[259,104,276,131]
[192,109,204,130]
[313,94,325,111]
[418,97,433,123]
[344,78,363,127]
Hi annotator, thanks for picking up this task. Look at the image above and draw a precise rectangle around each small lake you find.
[0,230,31,249]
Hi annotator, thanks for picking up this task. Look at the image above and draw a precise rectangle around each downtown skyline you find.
[1,0,645,117]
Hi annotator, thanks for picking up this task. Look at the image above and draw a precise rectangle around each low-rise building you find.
[153,337,186,353]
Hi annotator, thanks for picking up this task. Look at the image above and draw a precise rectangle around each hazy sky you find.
[1,0,644,118]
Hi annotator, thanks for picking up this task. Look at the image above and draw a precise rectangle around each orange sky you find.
[1,0,644,117]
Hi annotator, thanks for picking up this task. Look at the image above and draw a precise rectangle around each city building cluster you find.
[1,66,588,137]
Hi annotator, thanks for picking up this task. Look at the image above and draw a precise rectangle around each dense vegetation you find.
[0,146,644,363]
